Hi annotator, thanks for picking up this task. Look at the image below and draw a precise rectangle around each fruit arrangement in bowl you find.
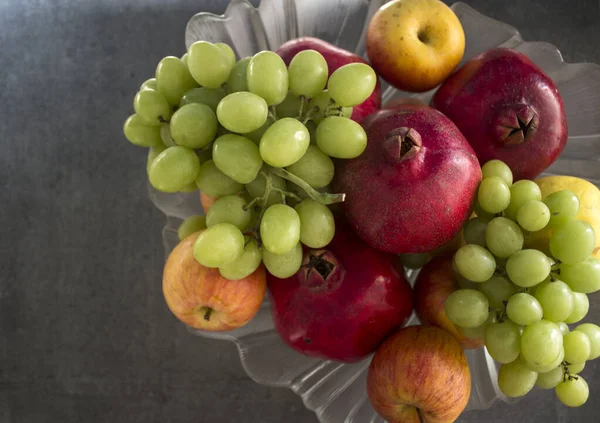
[122,0,600,421]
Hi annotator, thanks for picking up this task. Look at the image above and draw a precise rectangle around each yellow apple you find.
[367,0,465,92]
[367,325,471,423]
[162,232,266,331]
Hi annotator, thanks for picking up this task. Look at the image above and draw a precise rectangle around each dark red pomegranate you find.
[276,37,382,122]
[430,48,568,181]
[267,217,413,363]
[333,104,481,254]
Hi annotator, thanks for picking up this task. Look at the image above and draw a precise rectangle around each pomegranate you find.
[430,48,568,181]
[333,104,481,254]
[276,37,382,122]
[267,216,413,363]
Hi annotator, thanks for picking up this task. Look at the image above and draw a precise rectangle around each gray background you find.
[1,0,599,422]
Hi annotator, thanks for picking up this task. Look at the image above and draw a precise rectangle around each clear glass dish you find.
[149,1,600,421]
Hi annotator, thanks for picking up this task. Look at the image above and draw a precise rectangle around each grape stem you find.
[269,167,346,205]
[272,187,302,204]
[297,95,306,120]
[301,107,319,125]
[268,106,278,122]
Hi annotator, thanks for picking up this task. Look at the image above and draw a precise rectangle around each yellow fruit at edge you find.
[524,176,600,259]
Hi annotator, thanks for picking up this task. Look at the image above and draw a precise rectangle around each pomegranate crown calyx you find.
[383,127,422,163]
[493,103,539,145]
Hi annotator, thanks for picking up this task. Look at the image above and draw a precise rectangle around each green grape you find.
[453,244,496,282]
[123,114,163,147]
[216,92,268,134]
[215,42,236,67]
[556,376,589,407]
[398,252,432,270]
[463,217,488,247]
[327,63,376,107]
[497,358,538,398]
[544,190,580,227]
[149,146,200,193]
[516,200,551,232]
[316,116,367,159]
[160,124,176,147]
[535,365,564,389]
[219,239,262,280]
[481,159,513,186]
[520,320,563,369]
[245,171,287,207]
[169,103,218,149]
[525,346,565,373]
[506,249,551,287]
[485,217,524,258]
[180,53,188,67]
[294,199,335,248]
[474,200,496,221]
[444,289,489,328]
[485,320,521,363]
[260,204,301,255]
[262,242,303,279]
[550,220,596,264]
[505,180,542,220]
[206,195,251,230]
[534,280,574,322]
[286,145,334,189]
[506,293,543,326]
[140,78,157,91]
[147,144,167,175]
[212,134,263,184]
[187,41,233,88]
[563,331,591,364]
[193,223,244,268]
[477,177,511,214]
[259,118,310,167]
[479,275,517,309]
[245,118,273,145]
[288,49,328,98]
[558,322,570,335]
[227,57,251,93]
[155,56,197,106]
[560,258,600,293]
[309,90,353,124]
[564,292,589,324]
[179,181,198,193]
[574,324,600,360]
[179,87,227,112]
[247,51,288,105]
[569,362,585,375]
[456,314,494,340]
[178,215,207,240]
[275,91,303,119]
[133,89,172,126]
[195,160,243,197]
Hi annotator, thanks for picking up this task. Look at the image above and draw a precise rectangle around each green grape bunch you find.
[122,40,377,282]
[445,159,600,408]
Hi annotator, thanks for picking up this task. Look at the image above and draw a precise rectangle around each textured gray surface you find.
[0,0,599,422]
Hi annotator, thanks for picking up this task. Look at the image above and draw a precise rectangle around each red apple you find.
[276,37,382,122]
[267,217,414,362]
[367,325,471,423]
[415,255,484,349]
[162,233,266,331]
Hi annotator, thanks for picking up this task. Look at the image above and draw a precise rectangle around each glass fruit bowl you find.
[149,0,600,421]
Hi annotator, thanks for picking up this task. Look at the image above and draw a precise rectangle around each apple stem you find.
[416,408,425,423]
[204,308,213,321]
[270,167,346,205]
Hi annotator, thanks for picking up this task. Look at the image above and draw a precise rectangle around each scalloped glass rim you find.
[148,1,600,422]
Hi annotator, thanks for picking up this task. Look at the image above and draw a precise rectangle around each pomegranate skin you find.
[267,218,414,363]
[276,37,382,123]
[430,48,567,181]
[333,105,481,254]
